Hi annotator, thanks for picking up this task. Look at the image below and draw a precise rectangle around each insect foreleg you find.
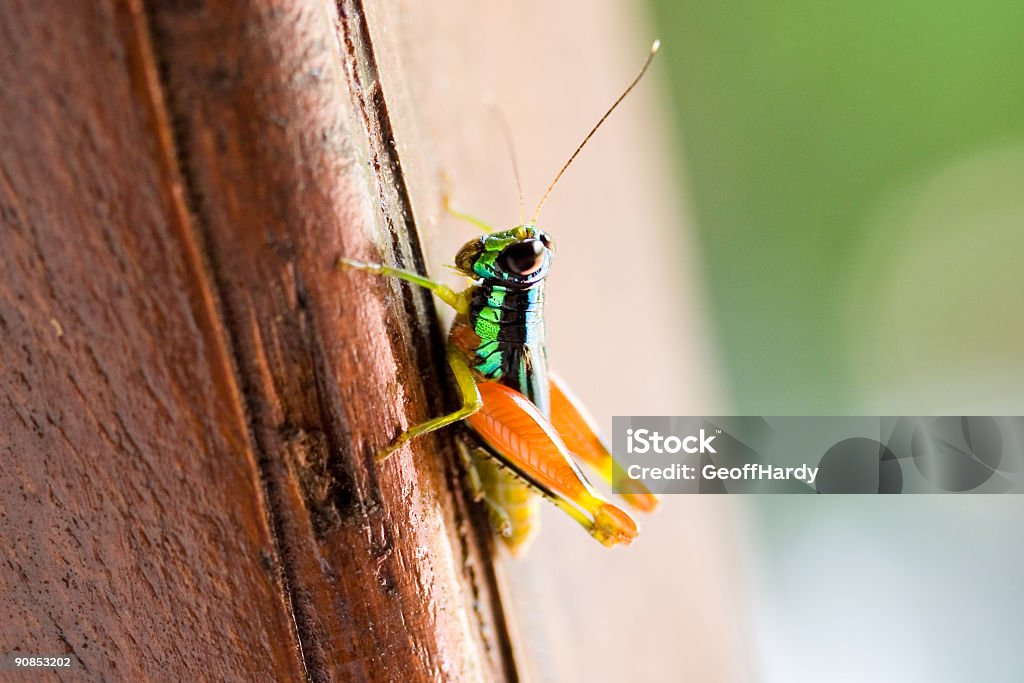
[441,190,497,233]
[337,257,469,314]
[377,349,482,462]
[444,205,496,233]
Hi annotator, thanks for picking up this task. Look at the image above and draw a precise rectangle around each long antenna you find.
[489,106,526,225]
[532,40,661,223]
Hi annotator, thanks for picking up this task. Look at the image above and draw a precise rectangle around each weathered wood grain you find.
[145,0,517,680]
[0,1,303,680]
[0,0,518,681]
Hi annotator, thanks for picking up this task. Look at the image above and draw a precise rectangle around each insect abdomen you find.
[475,454,542,553]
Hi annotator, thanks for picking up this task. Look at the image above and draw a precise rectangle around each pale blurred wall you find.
[366,0,1024,680]
[366,0,747,681]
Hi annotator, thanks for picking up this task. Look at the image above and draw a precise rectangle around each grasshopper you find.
[340,42,661,553]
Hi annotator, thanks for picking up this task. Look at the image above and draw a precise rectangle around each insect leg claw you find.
[336,256,379,272]
[376,437,406,463]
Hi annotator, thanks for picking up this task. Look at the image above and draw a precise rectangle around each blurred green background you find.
[640,5,1024,680]
[648,1,1024,414]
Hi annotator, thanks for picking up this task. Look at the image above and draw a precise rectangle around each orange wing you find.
[467,381,638,548]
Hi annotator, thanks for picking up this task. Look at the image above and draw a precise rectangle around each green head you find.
[454,225,555,287]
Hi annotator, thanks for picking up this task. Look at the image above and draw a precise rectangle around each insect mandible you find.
[340,41,662,553]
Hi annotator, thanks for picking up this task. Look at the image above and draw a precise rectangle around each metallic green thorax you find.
[459,225,553,417]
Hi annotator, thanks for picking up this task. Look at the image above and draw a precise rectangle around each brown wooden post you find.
[0,1,517,680]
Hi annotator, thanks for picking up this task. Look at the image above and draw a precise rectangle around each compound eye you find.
[498,239,545,276]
